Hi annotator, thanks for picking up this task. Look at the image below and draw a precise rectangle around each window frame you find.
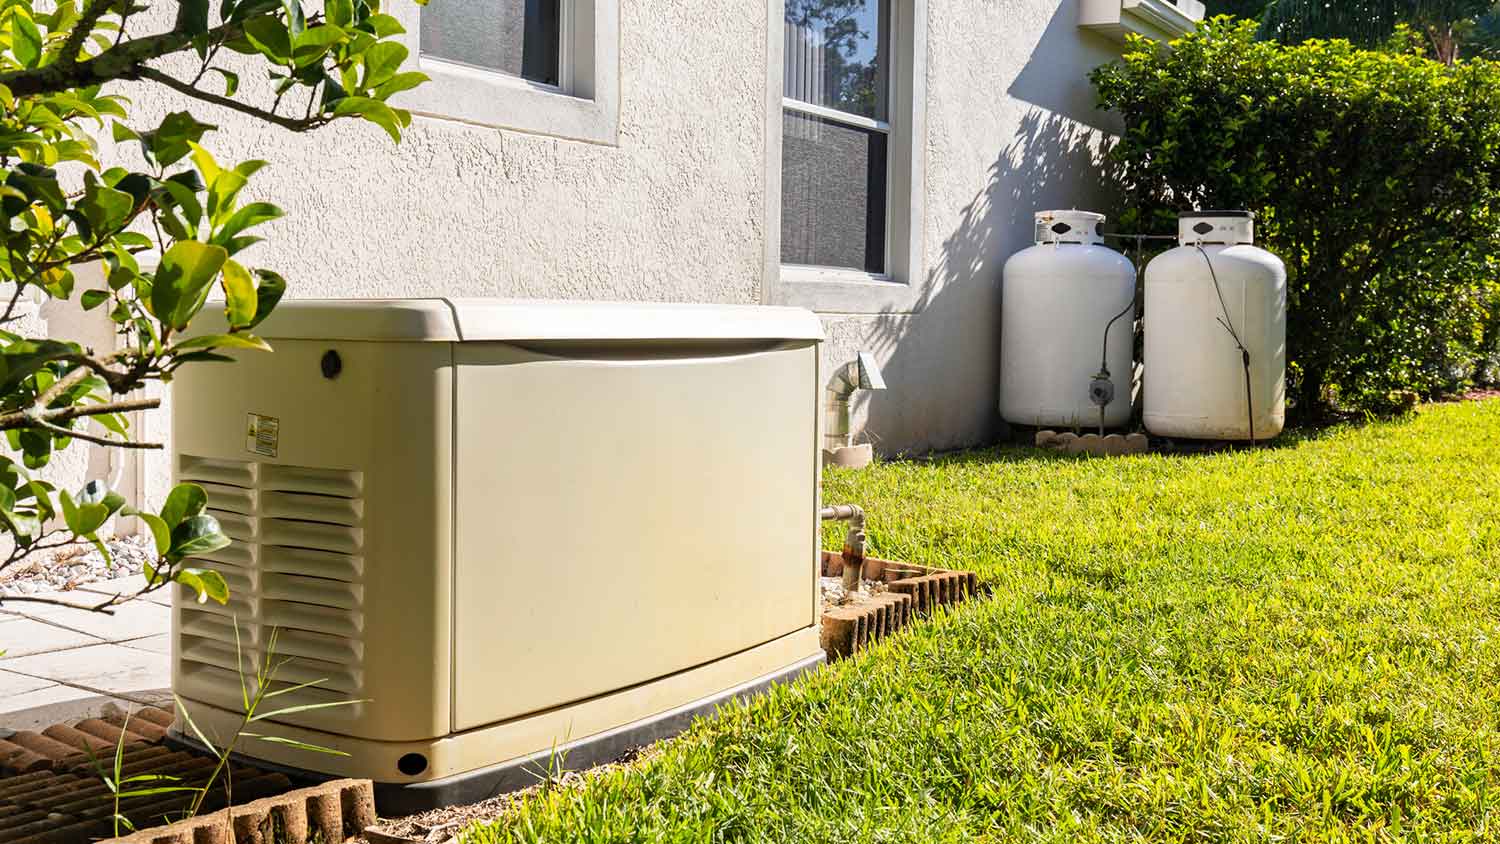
[764,0,927,314]
[392,0,620,145]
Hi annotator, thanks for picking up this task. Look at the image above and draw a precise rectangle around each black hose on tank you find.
[1194,245,1256,447]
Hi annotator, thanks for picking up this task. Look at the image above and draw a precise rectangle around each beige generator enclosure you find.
[169,299,826,811]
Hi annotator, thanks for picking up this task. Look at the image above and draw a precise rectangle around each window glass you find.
[783,0,889,121]
[780,112,888,273]
[421,0,562,86]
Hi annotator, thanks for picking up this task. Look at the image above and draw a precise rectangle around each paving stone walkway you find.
[0,577,170,732]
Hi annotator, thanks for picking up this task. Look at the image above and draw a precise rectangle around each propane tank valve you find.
[1088,372,1116,407]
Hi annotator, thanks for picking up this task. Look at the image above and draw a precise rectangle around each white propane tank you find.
[1143,211,1287,441]
[1000,210,1136,429]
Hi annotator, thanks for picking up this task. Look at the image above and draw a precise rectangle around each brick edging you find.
[819,552,978,658]
[101,779,375,844]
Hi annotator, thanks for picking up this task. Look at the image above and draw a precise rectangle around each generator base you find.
[374,650,823,815]
[171,629,825,817]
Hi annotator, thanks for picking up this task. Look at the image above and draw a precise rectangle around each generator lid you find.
[236,298,825,342]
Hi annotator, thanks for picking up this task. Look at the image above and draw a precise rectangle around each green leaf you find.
[160,482,208,527]
[251,733,351,756]
[186,141,221,187]
[360,41,408,89]
[374,71,429,100]
[325,0,353,27]
[219,260,257,328]
[160,176,204,235]
[173,694,217,751]
[331,96,404,142]
[61,491,111,536]
[249,269,287,329]
[243,16,292,64]
[81,181,136,233]
[212,202,283,248]
[80,290,110,311]
[250,697,365,722]
[177,567,229,603]
[142,112,216,167]
[282,0,306,37]
[364,13,404,37]
[171,332,272,352]
[11,13,42,69]
[292,24,345,67]
[152,241,229,331]
[169,515,232,561]
[137,512,171,556]
[113,785,200,799]
[178,0,210,35]
[111,122,140,143]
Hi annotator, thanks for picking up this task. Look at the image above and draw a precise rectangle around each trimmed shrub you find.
[1092,19,1500,415]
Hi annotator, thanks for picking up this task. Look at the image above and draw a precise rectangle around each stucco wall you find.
[42,0,1132,517]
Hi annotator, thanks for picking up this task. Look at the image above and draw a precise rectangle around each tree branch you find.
[137,66,329,132]
[59,0,114,64]
[27,417,162,449]
[0,593,119,614]
[0,396,160,431]
[0,17,249,98]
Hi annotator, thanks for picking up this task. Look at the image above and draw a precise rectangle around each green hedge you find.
[1092,19,1500,416]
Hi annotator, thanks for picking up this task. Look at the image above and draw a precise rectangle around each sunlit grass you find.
[467,399,1500,842]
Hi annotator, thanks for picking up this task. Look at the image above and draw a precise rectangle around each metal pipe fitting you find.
[820,504,867,592]
[823,352,886,452]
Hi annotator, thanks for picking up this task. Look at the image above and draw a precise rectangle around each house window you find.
[767,0,926,313]
[420,0,564,87]
[781,0,891,274]
[393,0,620,145]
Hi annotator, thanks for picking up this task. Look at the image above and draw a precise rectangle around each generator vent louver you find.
[175,455,367,723]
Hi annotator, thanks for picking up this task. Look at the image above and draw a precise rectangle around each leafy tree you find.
[1202,0,1270,20]
[0,0,426,615]
[1093,19,1500,416]
[1259,0,1495,62]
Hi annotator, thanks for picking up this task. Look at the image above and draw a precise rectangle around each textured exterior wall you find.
[46,0,1134,518]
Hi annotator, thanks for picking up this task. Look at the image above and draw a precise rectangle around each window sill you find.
[770,266,921,314]
[394,57,617,144]
[390,0,620,146]
[1078,0,1204,44]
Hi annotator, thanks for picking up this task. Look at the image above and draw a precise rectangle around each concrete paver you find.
[0,667,54,697]
[121,633,171,655]
[2,642,169,704]
[15,598,170,641]
[0,583,173,731]
[0,683,149,732]
[0,614,106,657]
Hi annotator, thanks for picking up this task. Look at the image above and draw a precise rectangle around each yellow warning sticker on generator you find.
[246,413,279,458]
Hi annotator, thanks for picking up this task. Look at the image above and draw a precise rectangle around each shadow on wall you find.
[855,110,1124,454]
[1007,1,1125,135]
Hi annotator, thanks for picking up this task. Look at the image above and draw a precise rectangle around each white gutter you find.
[1079,0,1205,44]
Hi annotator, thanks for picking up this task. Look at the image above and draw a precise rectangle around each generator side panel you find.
[451,340,820,732]
[171,339,454,745]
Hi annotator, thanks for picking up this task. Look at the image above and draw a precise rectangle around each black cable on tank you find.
[1194,244,1256,447]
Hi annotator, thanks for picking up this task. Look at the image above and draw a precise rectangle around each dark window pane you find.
[780,110,888,273]
[421,0,561,86]
[783,0,889,121]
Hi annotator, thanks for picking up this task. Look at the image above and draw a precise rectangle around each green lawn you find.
[469,399,1500,842]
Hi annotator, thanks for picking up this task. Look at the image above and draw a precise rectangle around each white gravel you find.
[819,575,889,610]
[0,534,155,595]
